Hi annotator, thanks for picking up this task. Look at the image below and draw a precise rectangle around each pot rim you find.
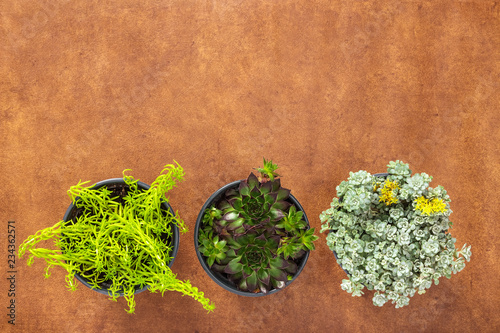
[194,179,310,297]
[62,178,180,296]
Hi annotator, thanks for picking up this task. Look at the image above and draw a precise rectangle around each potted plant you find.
[320,160,472,308]
[195,159,318,296]
[19,162,214,313]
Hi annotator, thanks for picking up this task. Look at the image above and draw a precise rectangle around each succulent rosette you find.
[198,159,318,294]
[213,233,298,293]
[216,173,290,233]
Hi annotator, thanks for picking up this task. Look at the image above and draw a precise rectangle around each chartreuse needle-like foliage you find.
[19,162,214,314]
[199,159,318,293]
[320,161,472,308]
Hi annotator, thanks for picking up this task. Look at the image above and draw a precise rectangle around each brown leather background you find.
[1,1,499,332]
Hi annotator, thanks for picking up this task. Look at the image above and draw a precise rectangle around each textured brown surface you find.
[1,1,499,332]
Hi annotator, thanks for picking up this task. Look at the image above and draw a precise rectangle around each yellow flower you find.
[415,196,447,215]
[415,196,427,206]
[430,198,447,214]
[378,180,400,206]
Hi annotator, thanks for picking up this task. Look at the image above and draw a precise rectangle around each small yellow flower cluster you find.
[415,196,447,215]
[378,180,400,206]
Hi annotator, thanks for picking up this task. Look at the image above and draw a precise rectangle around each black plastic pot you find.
[331,173,388,276]
[62,178,180,296]
[194,180,311,297]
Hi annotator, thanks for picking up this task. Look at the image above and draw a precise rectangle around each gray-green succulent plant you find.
[320,160,472,308]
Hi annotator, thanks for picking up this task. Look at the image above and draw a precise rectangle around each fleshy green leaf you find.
[269,268,288,281]
[271,179,281,192]
[259,281,268,293]
[224,258,243,274]
[232,199,243,210]
[247,173,259,189]
[216,252,226,260]
[207,256,215,267]
[228,218,245,230]
[239,182,250,196]
[273,200,292,211]
[277,188,291,201]
[260,181,272,194]
[258,268,270,285]
[285,261,297,274]
[246,271,258,291]
[239,279,248,291]
[218,200,231,210]
[223,212,239,222]
[250,187,261,198]
[270,257,289,269]
[270,208,285,220]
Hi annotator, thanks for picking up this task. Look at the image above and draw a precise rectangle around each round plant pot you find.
[62,178,180,296]
[331,172,388,276]
[194,180,311,297]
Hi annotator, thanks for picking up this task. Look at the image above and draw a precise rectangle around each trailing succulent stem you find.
[199,159,318,293]
[19,162,214,313]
